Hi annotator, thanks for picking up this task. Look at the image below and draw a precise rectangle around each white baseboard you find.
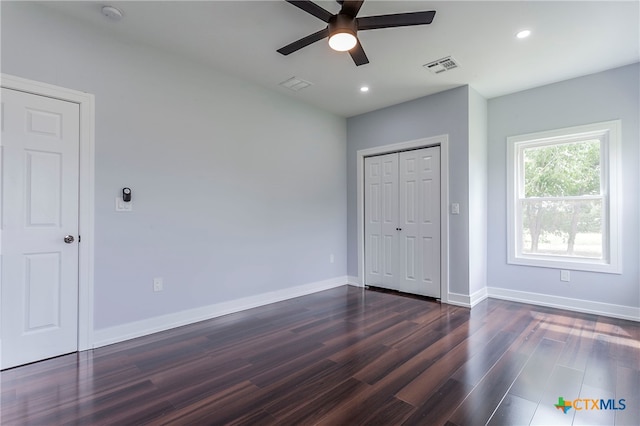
[487,287,640,322]
[347,275,362,287]
[444,288,491,308]
[470,287,489,307]
[446,292,472,308]
[92,276,348,348]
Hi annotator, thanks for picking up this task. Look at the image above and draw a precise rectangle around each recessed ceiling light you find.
[516,29,531,39]
[360,86,369,92]
[101,5,124,21]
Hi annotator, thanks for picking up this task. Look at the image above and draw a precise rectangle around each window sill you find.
[508,255,621,274]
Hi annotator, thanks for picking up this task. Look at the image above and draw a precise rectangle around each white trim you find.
[506,120,622,274]
[1,74,96,351]
[470,287,489,307]
[93,276,348,348]
[356,135,450,303]
[347,275,363,287]
[446,292,472,308]
[447,288,487,308]
[487,287,639,322]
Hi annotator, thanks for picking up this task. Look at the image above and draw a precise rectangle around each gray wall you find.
[487,63,640,308]
[468,88,488,296]
[347,86,471,295]
[1,2,347,329]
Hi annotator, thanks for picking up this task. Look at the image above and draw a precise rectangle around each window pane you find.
[523,140,601,198]
[521,198,603,258]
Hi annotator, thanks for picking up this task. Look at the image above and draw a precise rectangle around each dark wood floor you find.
[1,286,638,425]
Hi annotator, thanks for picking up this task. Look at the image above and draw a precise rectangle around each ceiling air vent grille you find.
[423,56,459,74]
[279,77,313,91]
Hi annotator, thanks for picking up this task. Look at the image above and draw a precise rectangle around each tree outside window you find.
[507,121,621,274]
[521,140,602,257]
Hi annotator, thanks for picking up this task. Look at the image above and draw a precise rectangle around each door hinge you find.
[78,235,81,243]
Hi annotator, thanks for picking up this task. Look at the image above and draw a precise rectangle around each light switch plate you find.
[560,270,570,282]
[115,197,133,212]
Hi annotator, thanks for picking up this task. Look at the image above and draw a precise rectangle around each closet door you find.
[398,147,441,297]
[364,153,399,290]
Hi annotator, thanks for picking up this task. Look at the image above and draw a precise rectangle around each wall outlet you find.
[330,254,335,264]
[451,203,460,215]
[153,277,163,292]
[560,270,570,282]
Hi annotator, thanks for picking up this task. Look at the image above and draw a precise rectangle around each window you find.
[507,120,621,273]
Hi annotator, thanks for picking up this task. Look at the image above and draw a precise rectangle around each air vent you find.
[278,77,313,91]
[423,56,459,74]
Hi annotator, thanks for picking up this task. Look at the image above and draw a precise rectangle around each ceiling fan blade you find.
[339,0,364,18]
[349,41,369,66]
[357,10,436,31]
[285,0,333,23]
[277,28,330,55]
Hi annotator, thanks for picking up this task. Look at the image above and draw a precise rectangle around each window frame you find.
[506,120,622,274]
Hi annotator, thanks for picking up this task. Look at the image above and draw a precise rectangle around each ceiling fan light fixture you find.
[329,31,357,51]
[328,14,358,52]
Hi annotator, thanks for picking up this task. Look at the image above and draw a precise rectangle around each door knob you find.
[64,235,75,244]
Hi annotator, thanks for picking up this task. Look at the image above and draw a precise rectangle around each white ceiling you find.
[37,1,639,117]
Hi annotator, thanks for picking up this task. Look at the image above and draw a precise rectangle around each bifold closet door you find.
[364,153,399,290]
[398,147,441,297]
[364,146,441,298]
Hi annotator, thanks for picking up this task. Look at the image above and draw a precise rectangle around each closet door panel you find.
[365,154,398,289]
[399,147,441,297]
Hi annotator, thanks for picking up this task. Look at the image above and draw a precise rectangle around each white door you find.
[364,146,441,298]
[1,88,80,369]
[364,153,399,290]
[398,147,441,297]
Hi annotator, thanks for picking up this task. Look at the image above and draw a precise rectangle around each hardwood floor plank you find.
[397,302,518,406]
[530,365,583,425]
[226,409,279,426]
[487,394,538,426]
[259,360,346,419]
[1,286,637,426]
[450,330,520,387]
[508,338,565,402]
[573,383,615,426]
[402,378,473,426]
[615,366,639,426]
[555,315,597,371]
[358,395,415,425]
[447,349,529,426]
[352,332,444,385]
[582,333,617,393]
[154,380,262,425]
[276,377,370,425]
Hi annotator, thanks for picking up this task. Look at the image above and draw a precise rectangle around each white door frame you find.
[356,134,450,303]
[1,74,95,356]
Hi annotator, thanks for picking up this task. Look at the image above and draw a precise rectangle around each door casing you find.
[356,134,450,303]
[0,74,95,366]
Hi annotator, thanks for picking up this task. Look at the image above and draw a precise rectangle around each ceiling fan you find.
[277,0,436,66]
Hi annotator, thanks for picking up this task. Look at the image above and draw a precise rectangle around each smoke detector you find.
[101,6,124,21]
[423,56,459,74]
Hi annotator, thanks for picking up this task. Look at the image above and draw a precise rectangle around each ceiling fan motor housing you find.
[329,14,357,38]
